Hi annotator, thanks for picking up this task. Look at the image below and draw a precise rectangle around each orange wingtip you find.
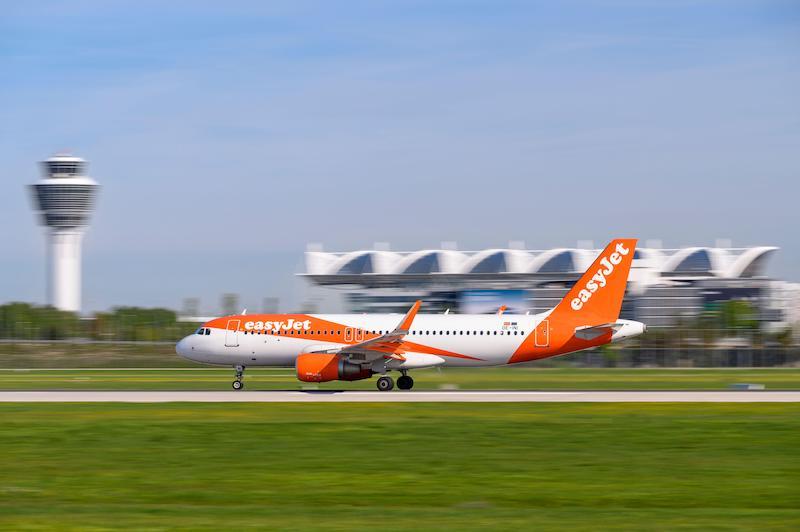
[398,300,421,331]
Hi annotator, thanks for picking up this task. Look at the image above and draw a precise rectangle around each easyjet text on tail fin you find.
[551,238,637,327]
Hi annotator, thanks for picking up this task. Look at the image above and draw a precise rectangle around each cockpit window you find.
[205,328,211,335]
[196,328,204,335]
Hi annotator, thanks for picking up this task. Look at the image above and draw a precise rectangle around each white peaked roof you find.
[459,249,532,274]
[726,247,779,278]
[324,250,401,275]
[526,248,595,274]
[304,246,779,280]
[392,250,467,274]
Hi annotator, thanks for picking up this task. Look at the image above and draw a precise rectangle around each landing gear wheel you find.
[397,375,414,390]
[376,376,394,391]
[232,365,245,390]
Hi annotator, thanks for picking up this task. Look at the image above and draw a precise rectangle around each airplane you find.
[176,239,646,391]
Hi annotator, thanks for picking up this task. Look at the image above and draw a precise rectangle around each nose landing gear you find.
[232,365,245,390]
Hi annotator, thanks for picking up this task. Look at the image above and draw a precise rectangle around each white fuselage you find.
[176,312,643,369]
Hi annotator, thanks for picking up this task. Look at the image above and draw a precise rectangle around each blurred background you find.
[2,1,799,367]
[4,5,800,531]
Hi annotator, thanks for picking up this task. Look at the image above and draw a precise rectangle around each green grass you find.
[0,403,798,530]
[0,367,798,391]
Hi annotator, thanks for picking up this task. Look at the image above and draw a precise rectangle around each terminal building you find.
[303,243,799,331]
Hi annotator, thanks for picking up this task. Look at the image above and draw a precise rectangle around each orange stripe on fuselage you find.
[203,314,484,361]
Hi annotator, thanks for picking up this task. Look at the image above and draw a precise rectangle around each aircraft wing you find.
[315,300,421,364]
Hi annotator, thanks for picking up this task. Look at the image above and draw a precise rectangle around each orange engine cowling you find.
[296,353,373,383]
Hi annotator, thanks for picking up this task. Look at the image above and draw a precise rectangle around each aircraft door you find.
[225,320,240,347]
[535,319,550,347]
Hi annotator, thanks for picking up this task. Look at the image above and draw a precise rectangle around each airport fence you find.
[0,340,798,369]
[563,346,800,368]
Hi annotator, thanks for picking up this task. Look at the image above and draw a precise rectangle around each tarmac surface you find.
[0,391,799,402]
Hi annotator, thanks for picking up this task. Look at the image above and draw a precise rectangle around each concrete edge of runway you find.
[1,390,799,403]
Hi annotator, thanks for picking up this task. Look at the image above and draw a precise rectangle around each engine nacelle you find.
[295,353,373,383]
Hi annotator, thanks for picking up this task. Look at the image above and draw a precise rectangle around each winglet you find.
[396,300,421,333]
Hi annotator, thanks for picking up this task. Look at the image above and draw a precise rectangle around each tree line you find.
[0,303,197,342]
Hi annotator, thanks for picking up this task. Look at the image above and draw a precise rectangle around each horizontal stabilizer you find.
[574,322,624,341]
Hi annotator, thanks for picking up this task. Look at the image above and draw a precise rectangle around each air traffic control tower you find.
[29,154,99,313]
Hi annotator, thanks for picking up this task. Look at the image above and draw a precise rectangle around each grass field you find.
[0,403,798,530]
[0,367,798,391]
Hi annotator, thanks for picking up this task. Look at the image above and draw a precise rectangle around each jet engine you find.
[296,353,373,382]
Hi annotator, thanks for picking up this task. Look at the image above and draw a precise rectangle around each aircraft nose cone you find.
[175,336,194,359]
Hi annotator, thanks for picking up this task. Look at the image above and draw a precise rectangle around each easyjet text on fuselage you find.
[244,319,312,331]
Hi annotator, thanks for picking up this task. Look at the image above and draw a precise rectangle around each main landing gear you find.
[397,374,414,390]
[376,372,414,391]
[232,365,245,390]
[376,375,394,391]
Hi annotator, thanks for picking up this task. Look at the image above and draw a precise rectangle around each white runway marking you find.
[0,391,798,403]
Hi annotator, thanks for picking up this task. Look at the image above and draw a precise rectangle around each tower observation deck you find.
[29,154,99,312]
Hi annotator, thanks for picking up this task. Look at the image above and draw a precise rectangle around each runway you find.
[0,390,799,402]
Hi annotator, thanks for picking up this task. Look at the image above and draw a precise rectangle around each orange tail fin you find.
[550,239,637,327]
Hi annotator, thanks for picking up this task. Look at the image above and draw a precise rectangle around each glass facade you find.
[537,252,575,273]
[673,249,712,273]
[471,253,506,273]
[404,254,440,274]
[32,184,97,228]
[338,254,373,274]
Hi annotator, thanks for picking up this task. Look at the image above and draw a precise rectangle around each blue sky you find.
[1,1,799,313]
